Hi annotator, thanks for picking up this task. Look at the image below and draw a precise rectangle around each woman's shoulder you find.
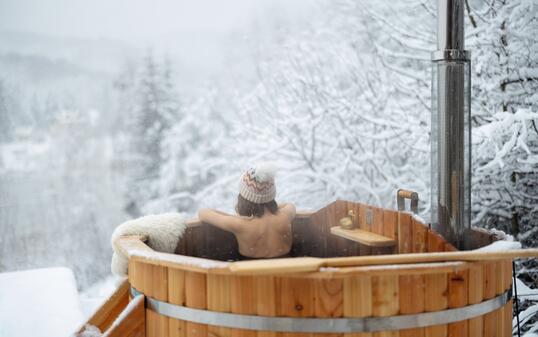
[278,203,296,219]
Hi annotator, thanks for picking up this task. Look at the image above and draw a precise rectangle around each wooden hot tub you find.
[79,199,538,337]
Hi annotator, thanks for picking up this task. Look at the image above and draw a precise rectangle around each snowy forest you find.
[1,0,537,335]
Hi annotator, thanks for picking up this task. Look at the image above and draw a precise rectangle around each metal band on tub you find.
[131,286,511,333]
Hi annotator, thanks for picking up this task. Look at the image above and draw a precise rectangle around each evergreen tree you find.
[0,80,12,143]
[123,52,180,216]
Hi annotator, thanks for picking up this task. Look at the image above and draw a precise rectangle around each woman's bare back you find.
[198,203,295,258]
[234,208,293,258]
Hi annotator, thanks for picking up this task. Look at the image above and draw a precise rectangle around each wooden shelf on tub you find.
[330,226,396,247]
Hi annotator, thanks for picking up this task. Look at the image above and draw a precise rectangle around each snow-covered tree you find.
[146,84,238,214]
[466,3,538,329]
[205,0,436,213]
[0,80,13,143]
[467,0,538,242]
[0,80,25,143]
[121,52,181,216]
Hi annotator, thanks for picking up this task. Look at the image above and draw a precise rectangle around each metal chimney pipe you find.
[431,0,471,249]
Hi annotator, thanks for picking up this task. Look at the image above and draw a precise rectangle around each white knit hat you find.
[239,163,276,204]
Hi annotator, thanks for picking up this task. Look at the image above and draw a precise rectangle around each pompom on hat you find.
[239,163,276,204]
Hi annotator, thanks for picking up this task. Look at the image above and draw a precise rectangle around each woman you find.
[198,164,295,259]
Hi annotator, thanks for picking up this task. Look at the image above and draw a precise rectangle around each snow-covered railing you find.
[75,280,144,337]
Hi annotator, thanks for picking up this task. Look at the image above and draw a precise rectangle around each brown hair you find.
[235,194,278,217]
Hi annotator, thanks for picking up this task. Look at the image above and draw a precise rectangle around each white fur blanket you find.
[111,213,187,276]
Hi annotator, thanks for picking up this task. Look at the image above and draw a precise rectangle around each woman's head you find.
[235,194,278,217]
[237,163,277,217]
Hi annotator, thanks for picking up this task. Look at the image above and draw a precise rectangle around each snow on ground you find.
[0,267,83,337]
[79,275,123,319]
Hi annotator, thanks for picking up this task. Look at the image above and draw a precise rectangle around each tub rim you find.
[117,234,538,278]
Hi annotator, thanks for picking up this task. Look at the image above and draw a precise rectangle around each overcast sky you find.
[0,0,314,41]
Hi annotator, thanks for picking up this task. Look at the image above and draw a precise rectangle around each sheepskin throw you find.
[111,213,187,276]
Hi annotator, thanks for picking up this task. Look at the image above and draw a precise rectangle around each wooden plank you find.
[199,223,210,259]
[399,274,425,337]
[293,210,316,224]
[168,268,186,337]
[464,227,494,250]
[412,218,428,253]
[330,227,396,247]
[144,265,168,337]
[356,203,372,256]
[382,210,398,240]
[168,312,187,337]
[502,259,512,337]
[116,234,231,273]
[143,263,154,295]
[76,280,130,334]
[152,265,168,301]
[496,261,506,335]
[344,202,362,257]
[256,276,278,337]
[116,235,154,257]
[483,262,496,337]
[371,207,384,235]
[503,260,513,292]
[483,262,497,299]
[207,274,232,337]
[289,209,317,257]
[424,273,448,337]
[313,278,344,337]
[447,269,469,337]
[175,227,193,255]
[328,207,394,255]
[204,225,240,261]
[129,260,143,291]
[229,257,322,275]
[104,295,146,337]
[397,212,412,254]
[329,261,468,277]
[468,263,484,337]
[360,205,373,232]
[290,219,308,257]
[141,263,157,337]
[185,271,207,337]
[307,204,330,257]
[495,260,512,336]
[315,278,343,317]
[153,267,168,337]
[185,226,199,257]
[427,230,447,253]
[145,309,156,337]
[137,263,160,337]
[231,276,257,337]
[330,200,352,257]
[372,275,399,337]
[288,209,316,256]
[343,275,372,337]
[503,300,512,337]
[444,243,458,252]
[227,249,538,275]
[277,277,316,319]
[383,209,398,254]
[277,277,315,337]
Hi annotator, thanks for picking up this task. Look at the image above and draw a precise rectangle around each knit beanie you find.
[239,163,276,204]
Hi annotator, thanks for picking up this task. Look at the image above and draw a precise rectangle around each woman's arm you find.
[198,208,243,233]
